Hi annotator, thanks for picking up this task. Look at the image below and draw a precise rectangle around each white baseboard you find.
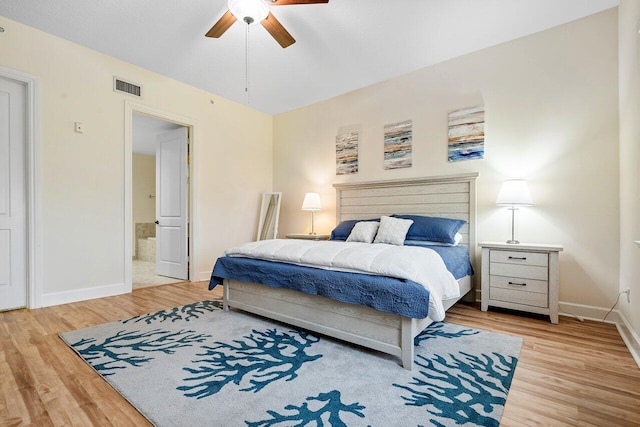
[199,271,212,282]
[41,282,128,307]
[558,301,620,324]
[617,311,640,369]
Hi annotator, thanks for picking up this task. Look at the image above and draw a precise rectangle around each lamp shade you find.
[228,0,269,23]
[496,179,533,206]
[301,193,322,211]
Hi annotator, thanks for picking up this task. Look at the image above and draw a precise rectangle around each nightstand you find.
[480,242,563,324]
[285,234,330,241]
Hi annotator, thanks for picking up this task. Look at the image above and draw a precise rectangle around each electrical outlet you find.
[625,289,631,303]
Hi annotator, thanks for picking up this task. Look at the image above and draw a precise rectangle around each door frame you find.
[124,102,198,291]
[0,66,42,308]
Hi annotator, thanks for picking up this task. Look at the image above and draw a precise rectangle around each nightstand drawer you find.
[490,287,549,308]
[489,275,548,294]
[490,250,548,267]
[489,262,548,281]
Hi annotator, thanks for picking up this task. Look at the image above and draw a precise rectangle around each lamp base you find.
[506,239,520,244]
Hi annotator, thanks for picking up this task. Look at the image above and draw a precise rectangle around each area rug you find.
[59,300,522,427]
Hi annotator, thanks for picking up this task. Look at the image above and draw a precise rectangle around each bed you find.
[209,173,478,370]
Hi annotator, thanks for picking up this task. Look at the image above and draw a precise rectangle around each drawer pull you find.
[508,256,527,260]
[508,281,527,286]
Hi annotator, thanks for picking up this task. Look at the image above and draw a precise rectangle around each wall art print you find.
[384,120,412,169]
[336,131,359,175]
[448,105,485,162]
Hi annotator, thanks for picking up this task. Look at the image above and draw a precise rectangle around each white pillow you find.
[407,233,463,247]
[373,216,414,246]
[346,221,380,243]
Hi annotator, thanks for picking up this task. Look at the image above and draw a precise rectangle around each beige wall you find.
[274,10,620,310]
[618,1,640,342]
[132,153,156,254]
[0,17,273,298]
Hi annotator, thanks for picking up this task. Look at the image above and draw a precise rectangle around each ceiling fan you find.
[206,0,329,48]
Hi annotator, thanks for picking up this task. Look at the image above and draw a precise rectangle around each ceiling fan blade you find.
[205,10,237,38]
[261,12,296,48]
[269,0,329,5]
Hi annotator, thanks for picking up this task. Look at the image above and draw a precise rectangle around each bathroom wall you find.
[132,153,156,257]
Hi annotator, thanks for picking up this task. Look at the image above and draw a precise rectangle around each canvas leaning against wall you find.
[336,131,359,175]
[448,106,485,162]
[384,120,412,169]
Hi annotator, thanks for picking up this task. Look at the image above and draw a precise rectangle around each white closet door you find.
[0,78,27,311]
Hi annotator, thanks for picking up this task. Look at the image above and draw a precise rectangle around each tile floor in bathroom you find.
[132,259,184,289]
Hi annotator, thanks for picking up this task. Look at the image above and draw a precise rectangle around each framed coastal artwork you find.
[336,131,359,175]
[448,105,485,162]
[384,120,412,169]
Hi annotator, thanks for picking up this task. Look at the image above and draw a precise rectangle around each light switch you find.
[74,122,84,133]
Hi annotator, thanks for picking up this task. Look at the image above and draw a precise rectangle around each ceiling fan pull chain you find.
[245,22,250,104]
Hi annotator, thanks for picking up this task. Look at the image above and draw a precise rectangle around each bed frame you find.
[223,173,478,370]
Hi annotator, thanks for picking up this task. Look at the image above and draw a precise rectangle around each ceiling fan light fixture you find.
[228,0,269,24]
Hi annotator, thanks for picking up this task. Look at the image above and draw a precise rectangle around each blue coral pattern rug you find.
[59,300,522,426]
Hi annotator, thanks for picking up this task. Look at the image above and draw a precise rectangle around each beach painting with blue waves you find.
[448,105,485,162]
[336,131,359,175]
[384,120,412,169]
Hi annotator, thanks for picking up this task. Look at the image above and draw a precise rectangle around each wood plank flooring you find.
[445,304,640,426]
[1,281,638,426]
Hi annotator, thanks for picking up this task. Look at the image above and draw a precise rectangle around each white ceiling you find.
[0,0,618,115]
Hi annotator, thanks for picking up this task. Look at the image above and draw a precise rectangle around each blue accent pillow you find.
[330,219,379,241]
[391,214,465,244]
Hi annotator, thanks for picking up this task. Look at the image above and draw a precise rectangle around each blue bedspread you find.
[209,245,472,319]
[210,257,432,318]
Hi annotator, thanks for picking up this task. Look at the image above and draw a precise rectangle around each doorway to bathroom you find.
[132,113,189,289]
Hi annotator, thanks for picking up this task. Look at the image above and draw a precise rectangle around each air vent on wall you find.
[113,77,142,98]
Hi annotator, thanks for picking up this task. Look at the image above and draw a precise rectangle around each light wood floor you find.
[1,282,638,426]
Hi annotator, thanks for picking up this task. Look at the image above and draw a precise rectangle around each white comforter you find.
[224,239,460,321]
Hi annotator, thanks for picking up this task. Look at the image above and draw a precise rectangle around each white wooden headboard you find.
[333,173,479,285]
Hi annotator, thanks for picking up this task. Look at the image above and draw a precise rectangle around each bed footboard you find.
[223,279,428,370]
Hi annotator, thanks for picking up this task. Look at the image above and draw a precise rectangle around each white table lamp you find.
[496,179,533,244]
[301,192,322,235]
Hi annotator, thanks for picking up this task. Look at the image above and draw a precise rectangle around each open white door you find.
[0,78,27,310]
[155,127,188,280]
